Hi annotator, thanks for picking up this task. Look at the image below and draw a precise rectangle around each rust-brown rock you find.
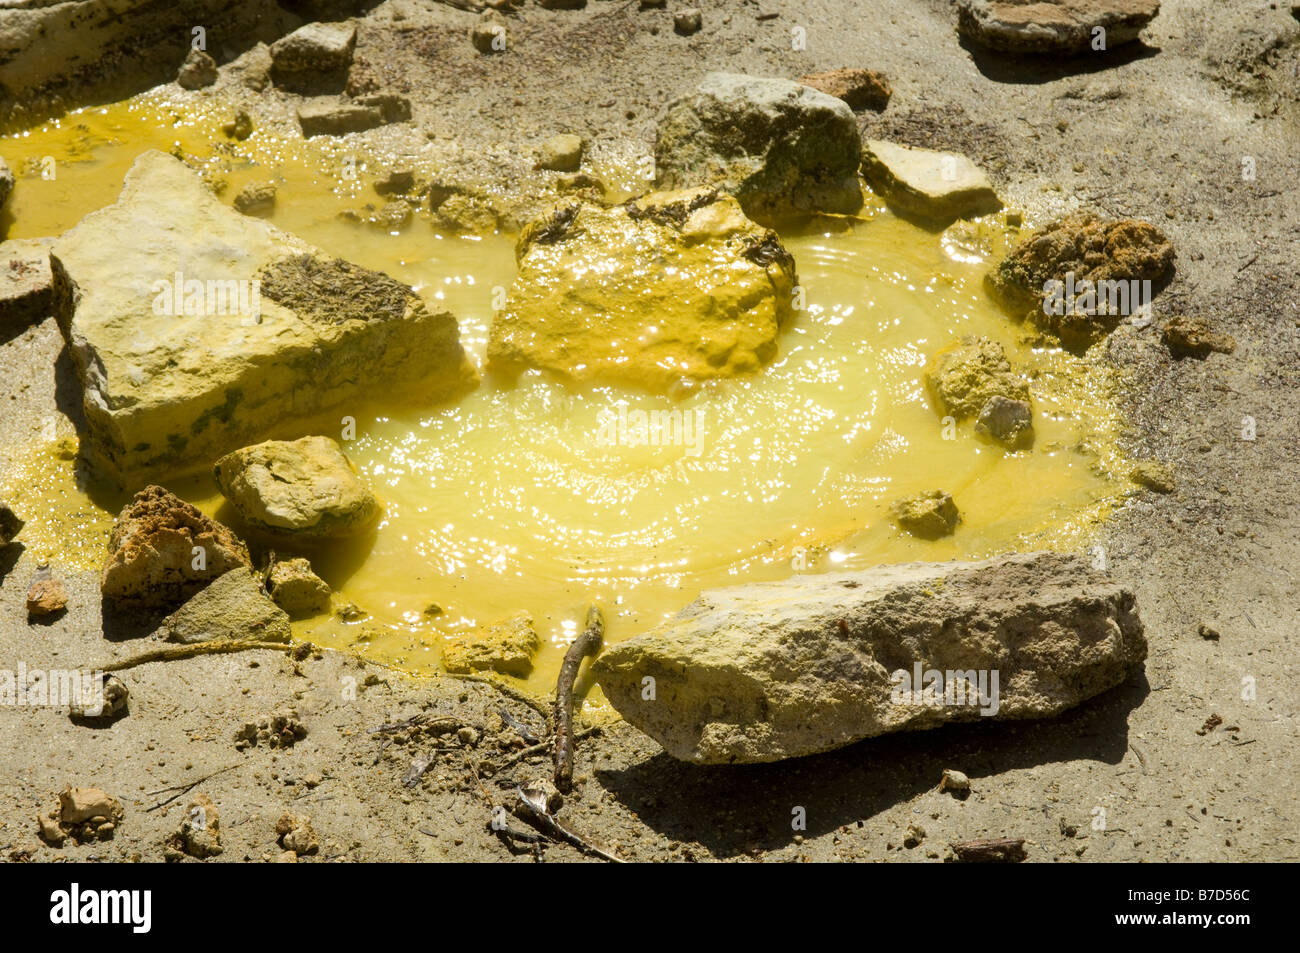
[101,485,251,612]
[985,212,1174,349]
[798,68,892,111]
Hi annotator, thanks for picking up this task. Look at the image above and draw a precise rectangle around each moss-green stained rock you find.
[487,188,798,390]
[925,336,1029,419]
[442,611,541,678]
[51,151,476,488]
[654,73,864,225]
[214,436,379,538]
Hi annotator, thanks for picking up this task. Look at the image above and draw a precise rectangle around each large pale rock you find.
[161,567,292,644]
[654,73,864,224]
[861,140,1002,223]
[957,0,1161,55]
[101,485,251,611]
[51,152,476,486]
[593,552,1146,763]
[985,212,1174,349]
[487,188,797,389]
[214,435,379,538]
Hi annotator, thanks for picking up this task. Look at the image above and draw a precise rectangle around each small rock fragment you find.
[267,557,332,617]
[974,395,1034,449]
[177,49,218,90]
[674,8,702,34]
[939,768,972,798]
[926,336,1029,419]
[1162,316,1235,359]
[798,68,892,111]
[1131,459,1175,494]
[536,133,585,172]
[950,837,1026,863]
[167,793,222,859]
[232,182,276,215]
[271,22,356,92]
[472,14,507,53]
[276,812,320,855]
[374,169,416,196]
[442,611,541,678]
[69,674,128,721]
[235,710,308,750]
[2,239,64,332]
[1198,623,1220,642]
[26,565,67,620]
[222,109,253,140]
[903,824,926,848]
[297,103,385,137]
[891,491,960,539]
[0,501,22,546]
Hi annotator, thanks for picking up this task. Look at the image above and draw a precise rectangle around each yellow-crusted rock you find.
[487,188,798,390]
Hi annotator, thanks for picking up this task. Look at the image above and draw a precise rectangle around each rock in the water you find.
[2,239,68,332]
[487,188,797,389]
[374,169,416,196]
[974,395,1034,448]
[101,485,251,612]
[442,611,541,678]
[276,812,319,854]
[593,552,1147,763]
[536,133,585,172]
[655,72,863,224]
[890,490,960,539]
[26,565,67,619]
[167,793,222,859]
[271,22,356,92]
[861,140,1002,223]
[214,436,379,538]
[1131,459,1175,493]
[985,212,1174,349]
[1162,315,1235,359]
[223,109,254,140]
[957,0,1161,55]
[233,181,276,215]
[176,49,218,90]
[798,68,892,111]
[161,567,292,644]
[925,336,1029,419]
[297,102,386,137]
[268,557,332,616]
[0,501,24,546]
[52,151,475,486]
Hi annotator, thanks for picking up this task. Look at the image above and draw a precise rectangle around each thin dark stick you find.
[553,605,603,793]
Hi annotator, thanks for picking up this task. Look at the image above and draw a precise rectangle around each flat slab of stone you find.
[298,102,386,137]
[487,188,797,389]
[593,552,1146,763]
[52,151,476,487]
[862,140,1002,223]
[655,72,864,224]
[957,0,1161,55]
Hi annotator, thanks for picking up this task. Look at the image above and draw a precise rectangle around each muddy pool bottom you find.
[0,97,1131,712]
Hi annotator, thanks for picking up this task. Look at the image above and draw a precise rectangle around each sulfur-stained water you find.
[1,92,1131,703]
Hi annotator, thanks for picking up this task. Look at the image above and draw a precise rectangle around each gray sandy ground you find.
[0,0,1297,861]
